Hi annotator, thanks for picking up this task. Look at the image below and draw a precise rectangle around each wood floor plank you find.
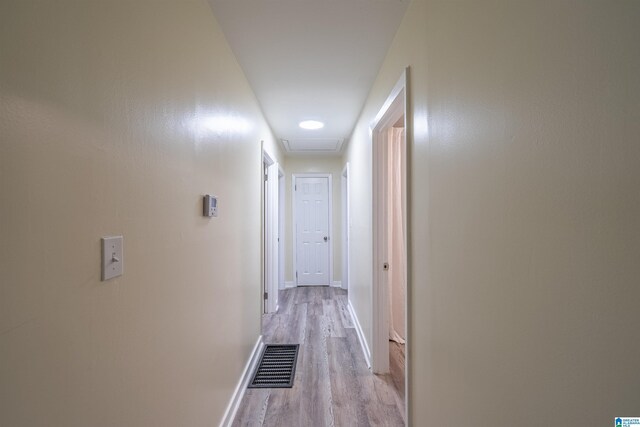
[233,287,404,426]
[262,371,302,426]
[299,314,334,426]
[261,313,277,340]
[231,388,270,427]
[307,287,326,316]
[343,329,405,426]
[323,299,347,338]
[291,301,308,344]
[266,314,293,344]
[334,294,354,329]
[276,289,293,315]
[295,286,311,304]
[361,373,405,426]
[327,336,370,427]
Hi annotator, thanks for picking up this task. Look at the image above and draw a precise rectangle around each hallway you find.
[233,287,405,426]
[3,1,640,426]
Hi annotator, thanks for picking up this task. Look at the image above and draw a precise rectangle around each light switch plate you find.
[101,236,123,281]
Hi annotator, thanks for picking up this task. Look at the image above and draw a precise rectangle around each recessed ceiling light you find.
[299,120,324,130]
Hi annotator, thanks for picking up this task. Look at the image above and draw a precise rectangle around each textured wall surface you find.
[0,1,280,426]
[344,0,640,425]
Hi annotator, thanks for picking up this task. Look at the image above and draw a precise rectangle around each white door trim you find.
[262,148,279,314]
[278,166,285,290]
[370,67,410,423]
[341,163,350,291]
[292,173,333,287]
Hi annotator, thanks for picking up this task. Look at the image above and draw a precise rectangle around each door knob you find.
[323,236,328,242]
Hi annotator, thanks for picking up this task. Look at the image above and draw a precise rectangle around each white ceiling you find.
[207,0,409,154]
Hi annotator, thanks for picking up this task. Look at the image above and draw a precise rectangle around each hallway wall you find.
[0,1,282,426]
[344,0,640,425]
[283,156,342,285]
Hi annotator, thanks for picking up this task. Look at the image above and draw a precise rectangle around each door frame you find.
[371,68,410,421]
[292,173,333,287]
[341,163,350,291]
[262,148,280,313]
[278,166,285,290]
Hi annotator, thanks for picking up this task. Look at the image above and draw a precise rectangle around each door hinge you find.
[264,174,268,182]
[295,184,297,191]
[264,291,268,299]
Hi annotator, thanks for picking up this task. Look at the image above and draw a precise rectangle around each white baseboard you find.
[219,335,264,427]
[347,299,371,369]
[331,280,342,288]
[279,281,285,290]
[284,281,295,288]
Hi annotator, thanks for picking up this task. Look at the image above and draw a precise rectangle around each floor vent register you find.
[248,344,299,388]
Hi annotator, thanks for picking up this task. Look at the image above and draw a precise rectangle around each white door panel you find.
[263,155,279,314]
[295,176,330,286]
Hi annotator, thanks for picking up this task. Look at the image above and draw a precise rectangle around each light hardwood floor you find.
[232,287,405,427]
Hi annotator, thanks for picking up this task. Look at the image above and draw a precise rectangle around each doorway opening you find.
[371,68,410,423]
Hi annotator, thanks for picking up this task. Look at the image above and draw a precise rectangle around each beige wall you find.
[283,156,343,284]
[0,1,282,426]
[344,0,640,425]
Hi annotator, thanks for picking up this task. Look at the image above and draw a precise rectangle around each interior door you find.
[295,176,330,286]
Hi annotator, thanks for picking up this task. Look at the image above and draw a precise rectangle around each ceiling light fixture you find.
[299,120,324,130]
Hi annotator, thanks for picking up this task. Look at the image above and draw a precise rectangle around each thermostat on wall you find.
[203,194,218,217]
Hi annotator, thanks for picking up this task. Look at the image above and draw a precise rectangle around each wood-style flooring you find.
[233,287,405,427]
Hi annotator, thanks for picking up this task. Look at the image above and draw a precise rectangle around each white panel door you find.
[295,177,330,286]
